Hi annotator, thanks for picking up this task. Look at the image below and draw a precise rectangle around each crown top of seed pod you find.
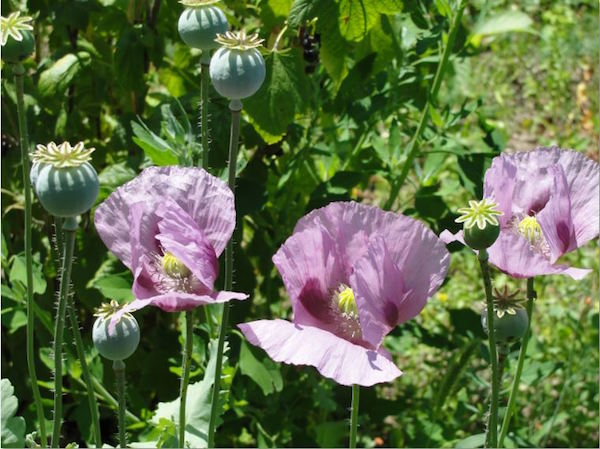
[0,11,33,46]
[215,30,264,50]
[31,141,95,168]
[94,300,124,319]
[491,285,527,318]
[179,0,221,7]
[456,198,503,230]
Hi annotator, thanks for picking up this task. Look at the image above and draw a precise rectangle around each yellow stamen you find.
[337,286,357,317]
[518,216,542,244]
[161,252,191,279]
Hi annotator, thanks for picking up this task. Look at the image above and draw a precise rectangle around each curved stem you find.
[349,384,360,448]
[67,298,102,447]
[498,277,536,447]
[200,61,210,170]
[51,217,77,447]
[15,62,48,448]
[113,359,127,448]
[272,23,288,51]
[479,249,499,448]
[383,0,465,210]
[179,311,194,448]
[207,99,242,448]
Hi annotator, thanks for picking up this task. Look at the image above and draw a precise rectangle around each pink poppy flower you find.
[239,202,450,386]
[94,166,248,314]
[441,147,599,279]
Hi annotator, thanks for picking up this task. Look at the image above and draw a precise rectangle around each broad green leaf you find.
[288,0,319,27]
[239,340,283,396]
[1,379,26,448]
[314,421,347,448]
[316,0,350,83]
[338,0,402,42]
[455,433,486,448]
[472,10,533,45]
[38,52,91,98]
[87,272,134,302]
[245,49,310,144]
[97,162,137,202]
[9,253,47,295]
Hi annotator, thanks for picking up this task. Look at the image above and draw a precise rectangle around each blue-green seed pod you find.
[33,162,99,217]
[481,307,529,343]
[178,5,228,51]
[93,313,140,361]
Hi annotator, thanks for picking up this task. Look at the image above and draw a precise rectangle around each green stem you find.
[200,60,210,170]
[479,249,499,448]
[498,277,536,447]
[207,99,242,448]
[179,311,194,448]
[67,299,103,447]
[51,217,77,447]
[349,384,360,448]
[15,63,48,448]
[383,0,465,211]
[113,359,127,449]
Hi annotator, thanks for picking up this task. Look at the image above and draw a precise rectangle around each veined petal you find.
[239,320,402,386]
[95,166,235,267]
[156,200,218,292]
[272,225,345,333]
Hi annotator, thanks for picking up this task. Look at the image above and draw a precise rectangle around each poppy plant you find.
[239,202,450,387]
[94,166,248,314]
[441,147,599,279]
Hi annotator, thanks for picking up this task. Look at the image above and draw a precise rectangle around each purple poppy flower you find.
[441,147,599,279]
[94,166,248,314]
[239,202,450,386]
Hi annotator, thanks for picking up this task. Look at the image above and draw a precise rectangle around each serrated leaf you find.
[88,272,134,302]
[244,49,310,144]
[38,52,91,98]
[1,379,26,448]
[338,0,402,42]
[288,0,319,27]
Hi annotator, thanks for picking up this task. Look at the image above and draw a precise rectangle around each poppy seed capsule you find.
[93,313,140,361]
[481,307,529,343]
[463,222,500,250]
[178,5,228,51]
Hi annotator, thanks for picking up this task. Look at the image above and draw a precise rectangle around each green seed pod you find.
[463,223,500,250]
[209,31,265,100]
[2,30,34,64]
[481,306,529,343]
[30,142,99,217]
[178,4,228,51]
[93,312,140,361]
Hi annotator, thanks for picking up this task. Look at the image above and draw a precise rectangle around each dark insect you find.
[1,133,17,158]
[299,26,320,74]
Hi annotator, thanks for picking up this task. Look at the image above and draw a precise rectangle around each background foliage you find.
[1,0,598,447]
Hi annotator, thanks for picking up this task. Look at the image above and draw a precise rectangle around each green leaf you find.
[9,253,47,295]
[152,339,229,448]
[131,120,179,166]
[87,272,134,302]
[38,52,91,98]
[338,0,402,42]
[472,10,533,44]
[288,0,319,28]
[239,340,283,396]
[455,433,486,448]
[1,379,26,448]
[97,162,137,202]
[314,421,347,448]
[244,49,310,144]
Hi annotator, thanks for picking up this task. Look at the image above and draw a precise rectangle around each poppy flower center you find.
[518,216,542,244]
[161,252,191,279]
[330,285,362,342]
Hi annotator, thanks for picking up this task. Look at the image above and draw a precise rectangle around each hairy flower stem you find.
[349,385,360,448]
[207,99,242,448]
[200,54,210,170]
[67,299,103,447]
[384,0,465,210]
[51,217,77,447]
[179,311,194,448]
[113,359,127,448]
[478,249,499,448]
[498,277,536,447]
[15,62,48,448]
